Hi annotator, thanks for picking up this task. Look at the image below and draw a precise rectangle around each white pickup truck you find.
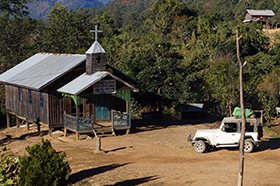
[188,117,262,153]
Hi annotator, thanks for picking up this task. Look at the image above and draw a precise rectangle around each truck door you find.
[218,122,240,144]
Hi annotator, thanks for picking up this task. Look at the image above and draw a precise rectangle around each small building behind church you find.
[243,9,275,29]
[0,26,139,138]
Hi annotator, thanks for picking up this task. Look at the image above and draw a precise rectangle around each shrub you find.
[19,139,71,186]
[0,153,20,185]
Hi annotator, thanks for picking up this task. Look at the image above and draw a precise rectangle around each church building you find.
[0,26,139,138]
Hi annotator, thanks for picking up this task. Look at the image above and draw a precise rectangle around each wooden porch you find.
[63,111,131,140]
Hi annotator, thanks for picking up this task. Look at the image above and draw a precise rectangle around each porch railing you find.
[64,113,94,131]
[64,111,130,132]
[112,111,131,129]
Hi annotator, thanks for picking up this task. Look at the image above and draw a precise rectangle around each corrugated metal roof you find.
[177,103,204,112]
[86,41,106,54]
[246,9,275,16]
[57,71,139,95]
[0,53,86,90]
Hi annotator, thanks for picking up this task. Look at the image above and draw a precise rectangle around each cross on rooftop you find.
[90,25,102,42]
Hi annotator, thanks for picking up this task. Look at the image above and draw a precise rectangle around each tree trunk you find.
[236,30,246,186]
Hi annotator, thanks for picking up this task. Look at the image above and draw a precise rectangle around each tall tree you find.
[207,55,239,116]
[148,0,183,34]
[0,0,29,16]
[97,12,118,39]
[0,14,40,66]
[0,13,40,125]
[41,3,94,53]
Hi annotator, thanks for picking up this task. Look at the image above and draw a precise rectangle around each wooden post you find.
[37,121,40,135]
[6,112,10,128]
[94,136,103,154]
[16,117,20,128]
[83,102,86,117]
[237,30,246,186]
[76,132,79,140]
[76,105,80,140]
[93,129,103,154]
[126,101,129,113]
[49,126,52,137]
[26,120,29,131]
[126,100,131,135]
[96,137,101,151]
[76,105,80,117]
[64,128,67,137]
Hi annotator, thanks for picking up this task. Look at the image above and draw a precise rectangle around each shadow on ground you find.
[256,138,280,151]
[204,138,280,153]
[0,130,48,145]
[104,146,133,153]
[130,117,219,134]
[69,163,130,184]
[104,175,158,186]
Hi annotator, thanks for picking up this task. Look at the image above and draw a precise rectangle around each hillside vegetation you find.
[2,0,280,126]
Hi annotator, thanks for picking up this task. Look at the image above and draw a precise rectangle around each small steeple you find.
[86,25,106,75]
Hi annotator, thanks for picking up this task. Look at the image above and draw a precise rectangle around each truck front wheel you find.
[194,140,206,153]
[244,140,254,153]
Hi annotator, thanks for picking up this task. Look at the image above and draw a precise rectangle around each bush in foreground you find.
[19,139,71,186]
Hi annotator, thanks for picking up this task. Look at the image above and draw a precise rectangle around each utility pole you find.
[236,30,246,186]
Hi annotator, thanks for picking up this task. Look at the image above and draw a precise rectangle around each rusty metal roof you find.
[245,9,275,16]
[57,71,139,95]
[0,53,86,90]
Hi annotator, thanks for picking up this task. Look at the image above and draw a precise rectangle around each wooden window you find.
[18,87,22,102]
[40,92,44,108]
[28,89,32,105]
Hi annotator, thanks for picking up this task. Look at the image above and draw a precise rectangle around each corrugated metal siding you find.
[0,53,86,90]
[246,9,275,16]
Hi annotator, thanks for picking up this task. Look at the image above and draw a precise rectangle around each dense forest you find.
[1,0,280,126]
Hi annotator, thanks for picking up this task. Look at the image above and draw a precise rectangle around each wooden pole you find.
[49,126,52,137]
[76,105,80,140]
[36,120,40,135]
[26,120,30,131]
[236,30,246,186]
[6,112,10,128]
[16,117,20,128]
[76,105,80,117]
[64,127,67,137]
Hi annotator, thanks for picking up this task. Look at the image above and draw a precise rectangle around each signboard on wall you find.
[94,79,116,94]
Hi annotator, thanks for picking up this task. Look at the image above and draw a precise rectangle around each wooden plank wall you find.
[48,84,65,128]
[5,85,49,124]
[65,97,72,115]
[47,62,86,128]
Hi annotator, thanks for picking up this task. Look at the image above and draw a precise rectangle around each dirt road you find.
[1,121,280,186]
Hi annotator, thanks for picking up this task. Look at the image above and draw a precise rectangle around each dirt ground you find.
[1,120,280,186]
